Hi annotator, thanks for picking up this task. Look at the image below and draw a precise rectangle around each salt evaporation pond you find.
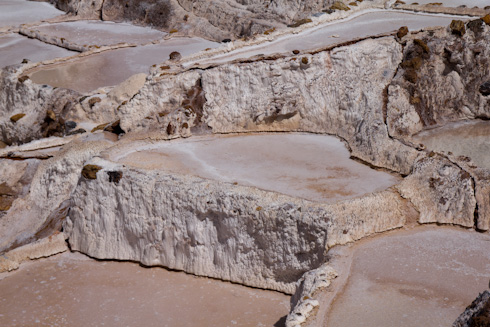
[35,20,167,47]
[412,120,490,170]
[196,11,467,65]
[113,133,401,203]
[0,0,63,28]
[29,37,219,92]
[406,0,489,7]
[0,33,75,68]
[0,252,289,326]
[326,226,490,327]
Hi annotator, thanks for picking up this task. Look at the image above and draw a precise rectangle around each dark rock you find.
[450,20,466,36]
[107,171,123,184]
[10,113,25,123]
[414,39,430,53]
[292,50,300,55]
[221,38,232,43]
[17,76,29,83]
[467,19,484,35]
[169,51,182,61]
[104,120,124,135]
[66,128,86,136]
[65,120,77,130]
[330,1,350,11]
[88,97,101,108]
[480,81,490,96]
[453,291,490,327]
[397,26,409,39]
[81,165,102,180]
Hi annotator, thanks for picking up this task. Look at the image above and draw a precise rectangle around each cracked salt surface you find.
[0,252,289,326]
[326,226,490,327]
[113,133,401,203]
[0,33,76,69]
[412,120,490,170]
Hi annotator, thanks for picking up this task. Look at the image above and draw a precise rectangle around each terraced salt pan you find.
[405,0,489,7]
[0,252,289,326]
[35,20,167,47]
[0,33,75,68]
[113,133,400,203]
[412,120,490,170]
[29,37,219,92]
[194,11,467,65]
[326,226,490,327]
[0,0,63,28]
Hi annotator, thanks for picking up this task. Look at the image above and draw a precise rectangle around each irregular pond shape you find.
[35,20,167,47]
[327,226,490,327]
[412,120,490,170]
[29,37,220,92]
[0,33,75,68]
[113,133,401,203]
[0,252,289,326]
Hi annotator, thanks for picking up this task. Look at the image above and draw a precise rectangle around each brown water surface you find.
[0,252,289,327]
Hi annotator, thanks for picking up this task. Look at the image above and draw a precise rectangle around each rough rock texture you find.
[49,0,385,41]
[453,291,490,327]
[388,24,490,139]
[65,158,412,293]
[0,233,67,272]
[0,66,81,145]
[286,264,338,326]
[121,38,420,174]
[397,154,476,227]
[0,139,114,253]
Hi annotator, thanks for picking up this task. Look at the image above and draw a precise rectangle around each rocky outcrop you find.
[388,22,490,139]
[453,291,490,327]
[64,157,412,293]
[397,154,476,227]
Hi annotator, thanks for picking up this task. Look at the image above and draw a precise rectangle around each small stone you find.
[169,51,182,61]
[450,20,466,36]
[88,97,101,108]
[482,14,490,25]
[397,26,409,38]
[221,38,232,43]
[467,19,484,34]
[107,171,123,184]
[330,1,350,11]
[46,110,56,122]
[66,128,86,136]
[10,113,25,123]
[292,50,300,55]
[414,39,430,53]
[17,76,29,83]
[65,121,77,130]
[480,81,490,96]
[81,165,102,180]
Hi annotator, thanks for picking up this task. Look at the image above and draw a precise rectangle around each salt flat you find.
[0,0,63,28]
[114,133,401,203]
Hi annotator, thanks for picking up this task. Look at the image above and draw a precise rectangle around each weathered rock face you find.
[0,66,82,145]
[453,291,490,327]
[397,154,476,227]
[0,139,114,253]
[64,158,411,293]
[387,23,490,139]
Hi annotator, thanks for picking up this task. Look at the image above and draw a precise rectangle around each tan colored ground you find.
[114,133,401,203]
[0,252,290,327]
[326,226,490,327]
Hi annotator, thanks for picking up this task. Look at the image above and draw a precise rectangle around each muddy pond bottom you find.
[326,226,490,327]
[412,120,490,170]
[113,133,400,203]
[0,252,289,327]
